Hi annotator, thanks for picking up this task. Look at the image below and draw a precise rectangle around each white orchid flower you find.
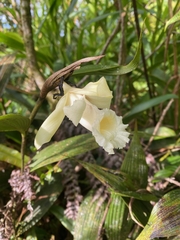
[34,77,113,149]
[65,100,129,154]
[91,108,130,154]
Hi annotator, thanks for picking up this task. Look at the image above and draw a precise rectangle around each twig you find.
[145,98,174,151]
[165,178,180,187]
[97,197,112,239]
[145,73,180,151]
[132,0,156,125]
[129,191,145,228]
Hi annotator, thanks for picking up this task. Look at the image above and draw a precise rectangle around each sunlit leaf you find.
[30,133,98,171]
[121,129,148,189]
[73,192,106,240]
[105,192,133,240]
[0,32,53,66]
[154,165,178,181]
[145,126,176,140]
[0,144,29,167]
[137,189,180,239]
[167,155,180,165]
[165,10,180,30]
[0,114,30,134]
[0,32,24,51]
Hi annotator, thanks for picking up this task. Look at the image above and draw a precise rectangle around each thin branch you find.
[145,99,174,151]
[129,193,144,228]
[97,197,112,239]
[165,178,180,187]
[20,0,53,104]
[132,0,156,125]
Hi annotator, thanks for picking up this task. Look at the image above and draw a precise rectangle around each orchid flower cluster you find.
[34,77,129,154]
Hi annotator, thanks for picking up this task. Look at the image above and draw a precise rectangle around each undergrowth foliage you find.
[0,0,180,239]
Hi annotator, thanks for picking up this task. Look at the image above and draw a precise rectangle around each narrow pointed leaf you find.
[165,10,180,30]
[124,94,178,121]
[0,144,29,167]
[73,192,106,240]
[84,12,119,27]
[137,189,180,240]
[78,161,157,201]
[63,0,78,20]
[0,32,24,51]
[105,193,133,240]
[0,114,30,134]
[30,134,98,171]
[73,22,143,77]
[50,205,74,234]
[120,129,148,189]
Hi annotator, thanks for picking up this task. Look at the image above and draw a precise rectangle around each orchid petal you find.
[34,95,67,149]
[64,98,86,126]
[79,100,99,131]
[63,77,112,109]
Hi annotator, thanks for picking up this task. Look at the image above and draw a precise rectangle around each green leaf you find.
[165,10,180,30]
[84,12,119,27]
[127,198,152,228]
[0,32,24,51]
[124,94,178,121]
[73,192,106,240]
[137,189,180,240]
[63,0,78,20]
[167,155,180,165]
[30,133,98,171]
[0,32,53,66]
[121,129,148,189]
[17,172,63,236]
[105,193,133,240]
[0,114,30,134]
[154,165,177,180]
[0,56,15,97]
[145,126,176,140]
[73,21,144,77]
[0,144,29,167]
[78,161,157,202]
[5,89,34,111]
[50,205,74,234]
[73,64,123,76]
